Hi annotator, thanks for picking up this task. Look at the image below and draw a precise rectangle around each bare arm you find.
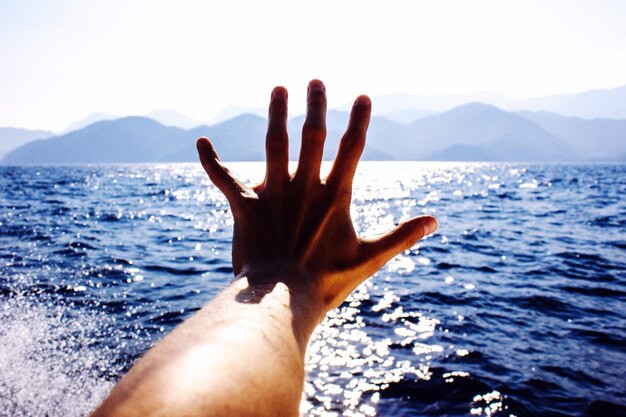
[90,80,437,417]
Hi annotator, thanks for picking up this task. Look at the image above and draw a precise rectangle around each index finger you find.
[326,95,371,190]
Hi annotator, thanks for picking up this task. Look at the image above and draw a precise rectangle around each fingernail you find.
[308,79,325,93]
[423,217,439,235]
[196,138,208,150]
[272,87,287,99]
[354,95,371,106]
[196,138,216,156]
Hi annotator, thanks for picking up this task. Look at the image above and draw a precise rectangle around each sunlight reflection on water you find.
[2,162,625,417]
[303,280,442,416]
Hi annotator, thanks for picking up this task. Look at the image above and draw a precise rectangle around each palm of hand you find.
[198,80,437,311]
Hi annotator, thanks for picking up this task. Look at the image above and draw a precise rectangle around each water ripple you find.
[1,162,625,417]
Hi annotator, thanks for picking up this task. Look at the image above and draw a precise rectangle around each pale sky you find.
[1,0,625,131]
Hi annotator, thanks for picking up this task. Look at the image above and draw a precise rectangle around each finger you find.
[196,137,251,207]
[358,216,438,274]
[265,86,289,190]
[326,95,371,189]
[295,79,327,183]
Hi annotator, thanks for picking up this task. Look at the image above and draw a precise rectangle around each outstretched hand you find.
[90,80,438,417]
[197,79,437,311]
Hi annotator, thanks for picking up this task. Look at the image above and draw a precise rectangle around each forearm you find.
[91,272,325,417]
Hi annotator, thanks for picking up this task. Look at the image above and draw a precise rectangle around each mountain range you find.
[2,101,625,164]
[32,83,626,131]
[2,84,625,164]
[351,84,626,122]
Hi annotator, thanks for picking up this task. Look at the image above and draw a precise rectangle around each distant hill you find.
[4,103,626,165]
[0,127,54,158]
[379,108,434,124]
[517,111,626,161]
[516,85,626,120]
[353,84,626,121]
[286,110,395,161]
[207,105,267,125]
[169,112,394,162]
[173,114,269,161]
[347,90,514,115]
[406,103,580,161]
[145,109,201,129]
[62,112,118,133]
[2,117,187,164]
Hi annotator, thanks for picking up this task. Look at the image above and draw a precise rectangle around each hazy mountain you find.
[516,85,626,120]
[0,127,54,158]
[145,109,201,129]
[5,103,622,165]
[63,112,118,133]
[181,112,394,162]
[286,110,396,161]
[405,103,580,161]
[378,108,434,124]
[2,117,187,164]
[207,105,267,125]
[344,91,515,115]
[427,144,492,162]
[350,84,626,121]
[518,111,626,161]
[172,114,269,161]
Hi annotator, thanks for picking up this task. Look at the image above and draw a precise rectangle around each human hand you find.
[197,80,437,311]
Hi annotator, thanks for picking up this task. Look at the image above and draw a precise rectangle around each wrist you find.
[231,264,327,338]
[234,262,322,300]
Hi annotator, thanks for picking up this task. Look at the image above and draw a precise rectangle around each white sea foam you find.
[0,297,115,417]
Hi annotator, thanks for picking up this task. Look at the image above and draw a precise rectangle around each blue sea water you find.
[0,162,625,417]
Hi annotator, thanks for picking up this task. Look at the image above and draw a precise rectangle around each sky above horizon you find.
[2,0,626,131]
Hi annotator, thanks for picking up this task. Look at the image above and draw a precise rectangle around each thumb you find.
[359,216,438,273]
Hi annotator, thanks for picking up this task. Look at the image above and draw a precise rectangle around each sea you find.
[0,162,624,417]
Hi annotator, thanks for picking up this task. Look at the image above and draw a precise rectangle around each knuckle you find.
[269,98,287,114]
[302,118,326,135]
[345,130,366,147]
[207,166,224,183]
[266,127,288,143]
[348,119,368,137]
[307,88,326,104]
[400,228,417,249]
[207,170,221,186]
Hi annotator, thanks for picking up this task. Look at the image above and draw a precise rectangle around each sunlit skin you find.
[90,80,438,417]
